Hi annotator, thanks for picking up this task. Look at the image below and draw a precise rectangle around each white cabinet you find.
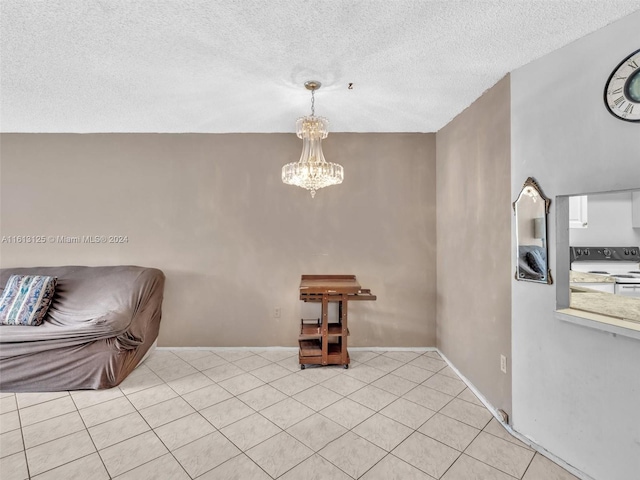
[569,195,588,228]
[633,192,640,228]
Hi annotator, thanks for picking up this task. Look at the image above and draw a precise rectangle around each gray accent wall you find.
[511,11,640,480]
[0,133,437,347]
[436,76,512,418]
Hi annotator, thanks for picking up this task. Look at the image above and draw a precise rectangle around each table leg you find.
[321,293,328,365]
[341,293,348,366]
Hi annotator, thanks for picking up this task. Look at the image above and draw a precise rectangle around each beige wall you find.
[436,76,512,416]
[0,132,436,347]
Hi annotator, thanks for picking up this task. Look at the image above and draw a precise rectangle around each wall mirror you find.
[513,177,552,284]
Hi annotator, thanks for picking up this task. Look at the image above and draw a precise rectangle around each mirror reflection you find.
[514,177,552,284]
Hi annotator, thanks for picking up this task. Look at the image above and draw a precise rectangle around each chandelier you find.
[282,81,344,198]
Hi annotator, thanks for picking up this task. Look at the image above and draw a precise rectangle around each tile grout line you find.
[111,380,192,479]
[345,409,440,478]
[518,450,539,480]
[321,355,505,479]
[181,355,397,478]
[6,350,574,480]
[288,360,460,478]
[150,374,276,479]
[16,350,424,475]
[460,429,531,479]
[29,385,173,478]
[67,393,111,479]
[18,376,462,479]
[15,394,31,480]
[20,394,96,479]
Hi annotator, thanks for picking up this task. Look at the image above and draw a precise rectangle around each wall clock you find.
[604,49,640,122]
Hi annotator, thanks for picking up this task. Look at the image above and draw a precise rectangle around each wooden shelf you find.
[299,318,321,338]
[299,322,349,338]
[299,339,322,356]
[298,340,349,366]
[327,324,349,336]
[299,324,321,338]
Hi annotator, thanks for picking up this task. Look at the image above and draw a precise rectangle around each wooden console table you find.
[298,274,376,369]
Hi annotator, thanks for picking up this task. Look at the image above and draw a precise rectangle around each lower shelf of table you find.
[298,339,350,368]
[299,324,349,339]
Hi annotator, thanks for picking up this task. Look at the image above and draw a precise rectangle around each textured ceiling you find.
[1,1,639,133]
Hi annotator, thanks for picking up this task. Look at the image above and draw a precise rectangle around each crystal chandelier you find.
[282,81,344,198]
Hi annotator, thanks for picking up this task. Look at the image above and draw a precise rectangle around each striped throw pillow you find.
[0,275,57,326]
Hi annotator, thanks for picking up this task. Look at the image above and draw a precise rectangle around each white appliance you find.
[570,247,640,298]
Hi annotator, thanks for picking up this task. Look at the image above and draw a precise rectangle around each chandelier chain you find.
[311,89,315,116]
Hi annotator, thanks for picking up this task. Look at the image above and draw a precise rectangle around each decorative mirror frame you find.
[513,177,553,284]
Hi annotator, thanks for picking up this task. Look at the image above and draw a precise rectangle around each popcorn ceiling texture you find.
[1,0,639,133]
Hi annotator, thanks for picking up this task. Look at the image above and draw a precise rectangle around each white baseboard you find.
[437,349,592,480]
[157,346,298,351]
[350,346,435,352]
[157,346,436,352]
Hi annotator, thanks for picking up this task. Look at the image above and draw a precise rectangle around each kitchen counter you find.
[570,285,640,323]
[569,270,615,283]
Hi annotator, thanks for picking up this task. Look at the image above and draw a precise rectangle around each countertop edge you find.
[556,308,640,340]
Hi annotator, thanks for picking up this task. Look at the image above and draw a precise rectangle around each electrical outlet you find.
[500,354,507,374]
[274,307,281,318]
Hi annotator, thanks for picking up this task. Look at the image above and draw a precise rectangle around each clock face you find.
[604,49,640,122]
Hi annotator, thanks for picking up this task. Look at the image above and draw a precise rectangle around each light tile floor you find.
[0,349,580,480]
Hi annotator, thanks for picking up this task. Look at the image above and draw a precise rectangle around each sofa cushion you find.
[0,275,57,326]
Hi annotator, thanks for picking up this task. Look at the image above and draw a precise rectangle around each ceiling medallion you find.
[281,81,344,198]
